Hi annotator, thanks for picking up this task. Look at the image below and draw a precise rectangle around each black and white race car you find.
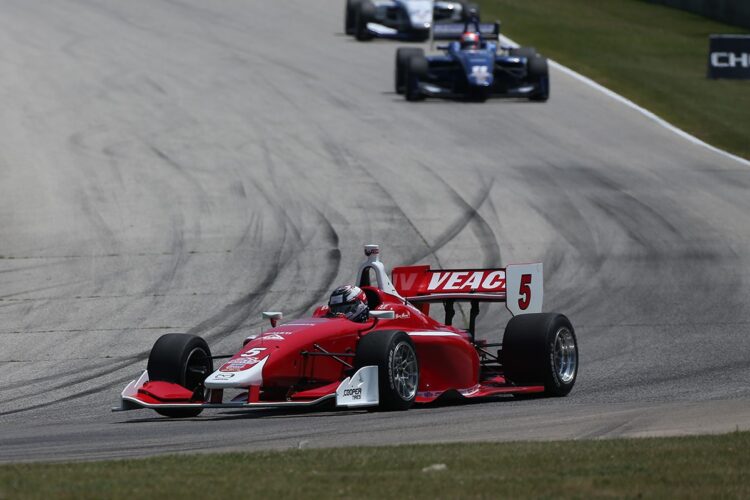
[345,0,479,42]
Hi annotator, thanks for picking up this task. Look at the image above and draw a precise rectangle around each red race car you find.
[115,245,578,417]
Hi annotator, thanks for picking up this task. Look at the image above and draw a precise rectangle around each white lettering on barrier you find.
[711,52,750,68]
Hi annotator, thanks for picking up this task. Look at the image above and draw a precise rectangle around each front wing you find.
[114,368,545,413]
[114,366,380,412]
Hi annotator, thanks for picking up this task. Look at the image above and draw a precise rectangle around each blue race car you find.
[394,17,550,102]
[346,0,478,42]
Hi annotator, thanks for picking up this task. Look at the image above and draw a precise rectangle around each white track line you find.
[500,35,750,168]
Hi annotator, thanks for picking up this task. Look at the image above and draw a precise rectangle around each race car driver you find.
[327,285,369,322]
[460,31,480,50]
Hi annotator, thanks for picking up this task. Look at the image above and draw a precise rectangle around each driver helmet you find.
[328,285,369,322]
[460,31,480,50]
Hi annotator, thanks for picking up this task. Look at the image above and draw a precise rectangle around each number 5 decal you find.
[518,274,532,310]
[505,263,543,316]
[241,347,267,357]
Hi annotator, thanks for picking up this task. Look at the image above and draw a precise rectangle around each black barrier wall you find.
[707,35,750,78]
[647,0,750,30]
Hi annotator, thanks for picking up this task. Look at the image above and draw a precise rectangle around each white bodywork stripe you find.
[408,331,462,337]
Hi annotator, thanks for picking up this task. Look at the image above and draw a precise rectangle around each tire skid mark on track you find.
[0,373,136,417]
[0,357,139,409]
[1,188,292,413]
[283,208,342,318]
[319,139,443,267]
[411,162,500,268]
[141,213,189,299]
[516,165,603,266]
[148,144,210,211]
[0,280,89,301]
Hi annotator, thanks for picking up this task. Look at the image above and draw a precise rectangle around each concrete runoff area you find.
[0,0,748,462]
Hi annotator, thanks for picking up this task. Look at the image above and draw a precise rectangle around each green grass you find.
[1,432,749,499]
[478,0,750,160]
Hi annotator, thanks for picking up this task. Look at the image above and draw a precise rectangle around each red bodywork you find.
[121,252,545,412]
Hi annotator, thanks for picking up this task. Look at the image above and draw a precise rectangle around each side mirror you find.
[369,310,395,320]
[262,311,283,328]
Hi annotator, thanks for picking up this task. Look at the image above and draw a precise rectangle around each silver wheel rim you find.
[392,341,418,400]
[554,327,577,383]
[184,347,211,391]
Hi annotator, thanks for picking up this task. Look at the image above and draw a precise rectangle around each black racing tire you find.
[405,55,428,101]
[355,1,375,41]
[509,46,537,59]
[355,330,419,411]
[502,313,578,397]
[527,55,549,101]
[395,48,423,94]
[147,333,213,417]
[345,0,362,35]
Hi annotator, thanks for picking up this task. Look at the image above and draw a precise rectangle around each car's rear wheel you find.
[345,0,362,35]
[355,1,375,41]
[355,330,418,410]
[509,46,537,59]
[147,333,213,417]
[395,48,423,94]
[502,313,578,397]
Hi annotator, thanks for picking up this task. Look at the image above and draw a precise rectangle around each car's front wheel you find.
[395,48,424,94]
[355,330,419,410]
[355,1,375,41]
[147,333,213,417]
[405,55,428,101]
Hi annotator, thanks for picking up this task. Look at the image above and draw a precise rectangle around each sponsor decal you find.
[458,384,481,396]
[213,373,235,380]
[261,333,285,341]
[221,362,250,372]
[392,266,507,295]
[221,353,265,372]
[470,65,491,84]
[342,387,362,400]
[375,306,410,320]
[427,270,505,292]
[707,35,750,79]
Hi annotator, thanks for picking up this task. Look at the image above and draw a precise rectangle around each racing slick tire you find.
[147,333,213,417]
[395,48,424,94]
[405,55,428,101]
[502,313,577,397]
[509,46,537,59]
[527,55,550,101]
[345,0,362,35]
[355,1,375,41]
[355,331,419,411]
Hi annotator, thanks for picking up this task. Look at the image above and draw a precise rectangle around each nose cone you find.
[465,53,495,87]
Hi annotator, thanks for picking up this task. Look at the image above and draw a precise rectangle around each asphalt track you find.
[0,0,749,463]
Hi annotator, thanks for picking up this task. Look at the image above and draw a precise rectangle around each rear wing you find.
[432,21,500,42]
[391,263,543,316]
